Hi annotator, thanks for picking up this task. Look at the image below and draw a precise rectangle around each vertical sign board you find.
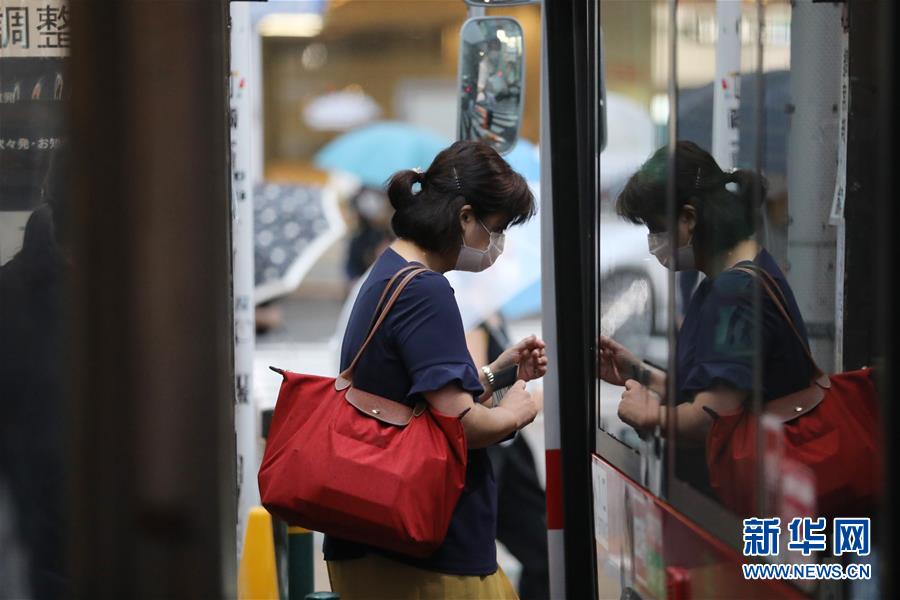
[712,0,741,171]
[0,0,69,265]
[230,2,259,560]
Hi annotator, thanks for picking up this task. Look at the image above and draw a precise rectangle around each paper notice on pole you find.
[712,0,742,171]
[830,27,850,225]
[230,2,259,561]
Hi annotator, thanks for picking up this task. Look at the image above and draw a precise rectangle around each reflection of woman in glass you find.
[598,141,814,495]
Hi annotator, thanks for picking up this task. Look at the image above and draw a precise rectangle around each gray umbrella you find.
[254,182,346,304]
[677,70,790,175]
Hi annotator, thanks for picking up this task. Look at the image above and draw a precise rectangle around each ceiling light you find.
[258,13,324,38]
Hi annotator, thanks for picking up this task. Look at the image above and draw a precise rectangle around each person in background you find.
[343,185,394,295]
[476,37,503,107]
[0,147,70,599]
[326,140,548,599]
[466,312,550,600]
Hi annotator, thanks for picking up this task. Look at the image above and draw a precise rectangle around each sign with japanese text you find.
[0,54,67,211]
[0,0,69,58]
[0,0,68,262]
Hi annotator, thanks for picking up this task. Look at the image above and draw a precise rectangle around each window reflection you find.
[602,1,882,536]
[0,3,71,594]
[596,1,670,458]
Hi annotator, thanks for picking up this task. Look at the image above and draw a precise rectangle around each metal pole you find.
[539,1,565,597]
[250,15,265,189]
[69,1,235,596]
[785,0,843,373]
[230,1,260,561]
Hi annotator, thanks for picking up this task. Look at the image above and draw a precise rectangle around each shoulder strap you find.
[730,265,824,378]
[338,267,429,384]
[363,265,420,337]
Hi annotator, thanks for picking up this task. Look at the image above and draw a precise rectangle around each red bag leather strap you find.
[338,266,429,385]
[363,265,420,336]
[731,265,825,380]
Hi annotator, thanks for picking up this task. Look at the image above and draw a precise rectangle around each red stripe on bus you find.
[545,448,563,529]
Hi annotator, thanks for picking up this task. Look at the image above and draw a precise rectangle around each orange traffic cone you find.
[238,507,279,600]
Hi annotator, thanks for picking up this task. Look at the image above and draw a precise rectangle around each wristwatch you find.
[630,362,651,386]
[481,365,496,392]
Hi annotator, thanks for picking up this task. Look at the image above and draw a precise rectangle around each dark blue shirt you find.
[676,248,814,405]
[323,247,498,576]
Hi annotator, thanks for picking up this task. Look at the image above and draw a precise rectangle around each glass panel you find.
[595,0,671,484]
[0,0,71,595]
[599,0,887,594]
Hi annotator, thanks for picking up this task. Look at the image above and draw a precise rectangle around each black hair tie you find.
[724,169,740,193]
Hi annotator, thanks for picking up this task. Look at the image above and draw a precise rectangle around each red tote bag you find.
[705,266,881,518]
[258,266,468,558]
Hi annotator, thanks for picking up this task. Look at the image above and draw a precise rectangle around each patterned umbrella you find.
[254,182,346,304]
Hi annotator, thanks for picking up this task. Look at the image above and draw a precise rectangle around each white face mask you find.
[648,231,695,271]
[455,219,505,272]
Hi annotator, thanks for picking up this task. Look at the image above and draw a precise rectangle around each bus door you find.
[543,0,894,599]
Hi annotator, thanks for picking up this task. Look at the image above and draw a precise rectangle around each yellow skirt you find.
[326,553,519,600]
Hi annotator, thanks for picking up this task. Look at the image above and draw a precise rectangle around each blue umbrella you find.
[503,138,540,183]
[313,121,450,188]
[495,138,541,321]
[502,280,541,320]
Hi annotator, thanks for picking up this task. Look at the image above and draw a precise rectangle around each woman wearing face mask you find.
[599,141,814,490]
[325,140,548,600]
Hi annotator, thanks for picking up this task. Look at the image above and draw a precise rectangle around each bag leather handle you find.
[731,265,826,382]
[337,266,429,387]
[363,265,421,337]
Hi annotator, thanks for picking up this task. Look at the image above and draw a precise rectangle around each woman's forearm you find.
[461,403,518,449]
[659,402,711,446]
[427,382,535,449]
[656,385,745,445]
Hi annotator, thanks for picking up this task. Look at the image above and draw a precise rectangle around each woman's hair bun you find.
[386,168,422,211]
[726,168,768,206]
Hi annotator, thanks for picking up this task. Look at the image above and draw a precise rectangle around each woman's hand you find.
[617,379,662,434]
[498,380,539,430]
[598,335,639,387]
[492,335,548,382]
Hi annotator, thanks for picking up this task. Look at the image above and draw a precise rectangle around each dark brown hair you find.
[386,140,535,254]
[616,140,768,255]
